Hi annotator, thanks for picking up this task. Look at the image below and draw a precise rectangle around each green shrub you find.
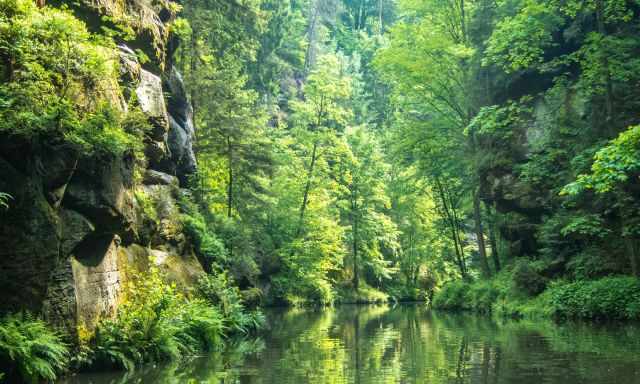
[432,281,472,310]
[469,282,499,313]
[385,284,426,303]
[432,280,499,313]
[87,266,224,370]
[0,313,68,383]
[196,273,264,334]
[179,197,227,264]
[513,260,547,296]
[335,283,389,305]
[548,276,640,320]
[566,248,622,280]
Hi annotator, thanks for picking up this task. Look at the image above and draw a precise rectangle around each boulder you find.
[143,169,179,186]
[60,209,95,256]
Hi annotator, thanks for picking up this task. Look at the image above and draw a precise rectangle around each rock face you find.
[0,2,202,339]
[164,68,197,183]
[479,89,589,257]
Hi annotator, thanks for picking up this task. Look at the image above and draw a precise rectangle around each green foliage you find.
[0,0,141,155]
[432,281,499,313]
[563,125,640,195]
[135,189,159,224]
[336,283,389,304]
[466,100,532,140]
[484,0,563,72]
[432,281,470,311]
[0,192,11,210]
[179,196,227,264]
[0,313,68,383]
[67,103,144,156]
[432,269,640,321]
[512,260,548,296]
[561,214,611,238]
[548,277,640,320]
[87,266,224,370]
[566,248,621,280]
[196,273,264,334]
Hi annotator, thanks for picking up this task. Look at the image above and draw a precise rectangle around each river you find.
[61,304,640,383]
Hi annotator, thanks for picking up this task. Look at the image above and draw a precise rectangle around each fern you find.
[0,192,11,210]
[87,265,225,370]
[0,313,68,382]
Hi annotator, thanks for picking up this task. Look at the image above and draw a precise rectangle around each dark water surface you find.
[61,304,640,383]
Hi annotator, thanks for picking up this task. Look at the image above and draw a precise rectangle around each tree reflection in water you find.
[62,304,640,384]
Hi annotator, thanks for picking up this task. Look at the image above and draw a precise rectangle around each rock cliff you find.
[0,0,201,339]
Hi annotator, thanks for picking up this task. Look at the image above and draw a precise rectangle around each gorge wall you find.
[0,0,202,339]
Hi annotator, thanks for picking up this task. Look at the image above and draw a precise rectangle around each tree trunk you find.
[226,135,233,218]
[435,178,467,278]
[484,201,501,272]
[378,0,383,34]
[625,237,639,277]
[446,185,467,276]
[296,140,319,236]
[595,0,614,127]
[190,34,198,122]
[460,0,466,43]
[473,191,491,277]
[304,2,320,75]
[353,209,359,290]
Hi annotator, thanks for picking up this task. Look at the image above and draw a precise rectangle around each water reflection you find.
[62,304,640,384]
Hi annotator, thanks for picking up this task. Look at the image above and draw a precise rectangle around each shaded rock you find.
[118,44,141,86]
[167,115,196,173]
[42,258,78,338]
[75,0,174,71]
[39,148,80,209]
[143,169,179,186]
[0,0,207,343]
[164,68,191,125]
[63,153,137,242]
[0,156,61,312]
[145,138,169,167]
[60,209,95,256]
[71,235,122,333]
[164,68,197,182]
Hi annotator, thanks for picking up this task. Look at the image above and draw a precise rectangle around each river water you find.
[62,304,640,383]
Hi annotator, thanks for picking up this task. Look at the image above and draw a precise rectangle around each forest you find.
[1,0,640,382]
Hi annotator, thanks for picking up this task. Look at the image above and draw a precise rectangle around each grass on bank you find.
[433,266,640,320]
[336,283,389,304]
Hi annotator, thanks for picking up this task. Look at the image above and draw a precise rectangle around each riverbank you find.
[0,269,263,383]
[432,268,640,320]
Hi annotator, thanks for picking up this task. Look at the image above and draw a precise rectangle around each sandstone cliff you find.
[0,0,201,340]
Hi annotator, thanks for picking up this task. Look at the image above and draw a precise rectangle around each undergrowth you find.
[0,313,68,383]
[432,265,640,320]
